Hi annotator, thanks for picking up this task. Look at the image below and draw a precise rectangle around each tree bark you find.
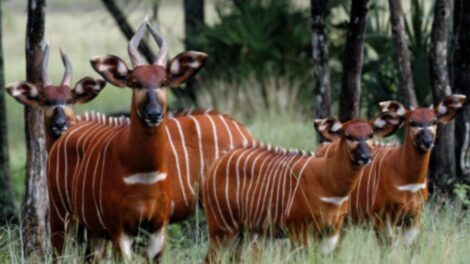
[0,0,15,225]
[388,0,418,107]
[338,0,369,122]
[22,0,49,257]
[452,0,470,179]
[101,0,156,63]
[181,0,205,106]
[310,0,332,142]
[429,0,455,194]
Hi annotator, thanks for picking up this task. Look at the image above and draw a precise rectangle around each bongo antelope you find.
[315,94,466,245]
[47,19,207,261]
[202,113,402,262]
[6,45,106,150]
[165,109,254,222]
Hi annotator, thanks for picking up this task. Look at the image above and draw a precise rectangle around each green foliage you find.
[453,184,470,206]
[193,0,313,107]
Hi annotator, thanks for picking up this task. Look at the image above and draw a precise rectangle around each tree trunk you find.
[22,0,49,257]
[310,0,332,142]
[452,0,470,179]
[181,0,205,106]
[101,0,156,63]
[338,0,369,122]
[429,0,455,194]
[388,0,418,107]
[0,0,15,225]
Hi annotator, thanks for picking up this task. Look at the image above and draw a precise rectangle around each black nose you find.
[355,142,372,165]
[53,118,67,129]
[358,152,372,164]
[420,133,434,149]
[145,108,163,122]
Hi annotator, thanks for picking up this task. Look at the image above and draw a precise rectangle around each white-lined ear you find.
[6,81,40,106]
[435,94,467,124]
[379,100,406,117]
[72,77,106,104]
[313,117,343,142]
[372,112,404,138]
[166,51,208,87]
[90,55,129,88]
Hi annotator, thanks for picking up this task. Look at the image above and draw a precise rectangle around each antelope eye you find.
[431,119,438,125]
[409,121,417,127]
[345,134,354,141]
[368,133,374,139]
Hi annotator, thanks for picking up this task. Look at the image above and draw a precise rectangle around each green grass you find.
[1,203,469,263]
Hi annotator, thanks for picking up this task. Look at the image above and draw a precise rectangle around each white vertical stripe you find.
[205,114,219,159]
[242,151,268,223]
[286,156,314,215]
[98,128,122,228]
[171,118,195,195]
[253,154,284,225]
[211,156,234,232]
[165,126,189,206]
[218,115,234,148]
[188,115,205,184]
[225,149,243,228]
[259,155,289,226]
[240,149,262,222]
[231,120,248,144]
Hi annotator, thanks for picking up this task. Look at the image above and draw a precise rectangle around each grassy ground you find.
[2,1,470,263]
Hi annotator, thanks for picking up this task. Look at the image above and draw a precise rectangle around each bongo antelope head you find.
[314,112,403,166]
[90,19,207,128]
[6,45,106,137]
[379,94,466,152]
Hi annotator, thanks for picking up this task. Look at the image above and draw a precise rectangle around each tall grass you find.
[1,204,469,263]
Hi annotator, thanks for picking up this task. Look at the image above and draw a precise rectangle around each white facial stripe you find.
[396,183,426,193]
[123,171,167,185]
[320,196,349,206]
[117,62,128,76]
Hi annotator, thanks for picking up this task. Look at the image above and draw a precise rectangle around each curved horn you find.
[146,22,168,67]
[60,48,73,86]
[41,44,51,85]
[128,18,148,67]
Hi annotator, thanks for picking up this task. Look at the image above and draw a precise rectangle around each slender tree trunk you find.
[310,0,331,142]
[388,0,418,107]
[181,0,204,106]
[22,0,48,257]
[338,0,369,122]
[0,0,15,225]
[429,0,455,194]
[452,0,470,179]
[101,0,155,63]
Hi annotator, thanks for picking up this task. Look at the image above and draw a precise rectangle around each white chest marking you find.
[320,196,349,206]
[123,171,167,185]
[396,183,426,193]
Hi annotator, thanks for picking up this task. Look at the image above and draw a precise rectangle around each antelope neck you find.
[123,95,167,172]
[323,140,363,197]
[396,130,430,185]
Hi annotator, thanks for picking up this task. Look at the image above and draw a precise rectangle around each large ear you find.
[6,81,40,106]
[71,77,106,104]
[313,117,343,142]
[435,94,467,124]
[166,51,208,87]
[90,55,130,88]
[378,100,407,117]
[372,112,404,138]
